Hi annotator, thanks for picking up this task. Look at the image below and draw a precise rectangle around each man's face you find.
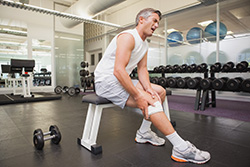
[142,13,160,37]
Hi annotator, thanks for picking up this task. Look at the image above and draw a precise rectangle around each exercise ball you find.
[186,27,203,44]
[204,21,227,42]
[167,31,183,47]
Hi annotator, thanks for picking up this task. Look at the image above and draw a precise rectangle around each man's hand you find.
[146,88,162,103]
[134,92,155,120]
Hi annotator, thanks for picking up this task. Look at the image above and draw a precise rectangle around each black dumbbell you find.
[80,69,89,77]
[186,64,197,73]
[222,61,235,72]
[241,78,250,92]
[33,125,62,150]
[177,77,191,88]
[54,85,62,94]
[158,65,165,73]
[226,77,244,91]
[153,66,160,73]
[236,61,249,72]
[167,77,181,88]
[187,77,202,89]
[210,62,222,72]
[172,64,179,73]
[164,65,172,73]
[150,77,159,84]
[180,64,188,73]
[212,77,229,90]
[158,77,168,88]
[197,63,208,73]
[200,77,215,90]
[81,61,89,68]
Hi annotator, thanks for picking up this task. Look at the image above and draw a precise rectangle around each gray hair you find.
[135,8,162,26]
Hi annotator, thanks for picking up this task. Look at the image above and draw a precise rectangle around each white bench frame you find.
[78,96,171,154]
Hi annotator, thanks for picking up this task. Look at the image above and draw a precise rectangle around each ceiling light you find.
[198,20,213,27]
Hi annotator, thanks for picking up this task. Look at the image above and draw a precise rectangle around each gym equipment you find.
[150,77,159,84]
[186,27,203,44]
[236,61,249,72]
[164,65,172,73]
[54,86,79,96]
[212,77,229,90]
[177,77,191,88]
[200,77,215,90]
[241,78,250,92]
[204,21,227,42]
[197,63,208,73]
[78,92,173,155]
[158,77,168,88]
[10,59,35,97]
[33,125,61,150]
[167,31,183,47]
[79,69,89,77]
[187,77,202,89]
[222,61,235,72]
[210,62,222,72]
[81,61,89,68]
[186,64,197,73]
[167,77,181,88]
[227,77,244,91]
[180,64,188,73]
[153,66,160,73]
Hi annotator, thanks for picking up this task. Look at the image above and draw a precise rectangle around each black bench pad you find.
[82,90,172,105]
[82,93,111,105]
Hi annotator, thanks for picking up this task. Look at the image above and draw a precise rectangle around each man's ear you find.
[139,16,144,24]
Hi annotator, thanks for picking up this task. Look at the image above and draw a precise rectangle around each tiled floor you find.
[0,94,250,167]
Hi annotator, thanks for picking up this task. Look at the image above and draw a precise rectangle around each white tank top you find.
[94,28,148,83]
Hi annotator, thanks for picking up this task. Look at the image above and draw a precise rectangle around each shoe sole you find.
[171,155,210,164]
[135,138,165,146]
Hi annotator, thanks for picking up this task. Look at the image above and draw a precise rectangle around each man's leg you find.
[126,87,211,164]
[133,83,166,146]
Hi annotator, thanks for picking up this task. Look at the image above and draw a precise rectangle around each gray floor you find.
[0,94,250,167]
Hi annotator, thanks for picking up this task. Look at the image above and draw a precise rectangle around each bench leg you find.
[78,103,103,154]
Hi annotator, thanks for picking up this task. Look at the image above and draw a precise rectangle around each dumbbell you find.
[153,66,160,73]
[80,61,89,68]
[236,61,249,72]
[187,77,202,89]
[158,77,168,88]
[200,77,215,90]
[197,63,208,73]
[241,78,250,92]
[167,77,181,88]
[180,64,188,73]
[67,87,81,96]
[222,61,235,72]
[186,64,197,73]
[226,77,244,91]
[54,85,68,94]
[33,125,62,150]
[210,62,222,72]
[158,65,165,73]
[164,65,172,73]
[212,77,229,90]
[150,77,159,84]
[177,77,191,88]
[79,69,89,77]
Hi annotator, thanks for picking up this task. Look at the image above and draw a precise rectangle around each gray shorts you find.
[95,75,138,109]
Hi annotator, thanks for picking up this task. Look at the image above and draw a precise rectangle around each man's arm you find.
[137,52,161,102]
[113,33,154,118]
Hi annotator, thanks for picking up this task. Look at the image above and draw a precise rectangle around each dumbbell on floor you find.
[33,125,62,150]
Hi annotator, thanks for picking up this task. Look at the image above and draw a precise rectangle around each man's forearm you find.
[138,67,151,91]
[114,68,140,99]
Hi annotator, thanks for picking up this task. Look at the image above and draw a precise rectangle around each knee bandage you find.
[148,101,163,116]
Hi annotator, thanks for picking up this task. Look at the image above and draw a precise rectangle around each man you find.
[94,8,210,164]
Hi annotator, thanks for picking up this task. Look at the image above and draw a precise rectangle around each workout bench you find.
[78,90,172,155]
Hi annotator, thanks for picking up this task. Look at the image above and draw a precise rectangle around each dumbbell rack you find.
[201,67,250,111]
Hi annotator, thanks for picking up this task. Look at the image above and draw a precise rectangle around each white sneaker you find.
[135,130,165,146]
[171,141,211,164]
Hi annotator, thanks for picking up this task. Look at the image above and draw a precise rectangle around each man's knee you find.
[148,101,163,116]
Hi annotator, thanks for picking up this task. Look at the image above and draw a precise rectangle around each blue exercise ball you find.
[186,27,203,44]
[167,31,183,47]
[204,21,227,42]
